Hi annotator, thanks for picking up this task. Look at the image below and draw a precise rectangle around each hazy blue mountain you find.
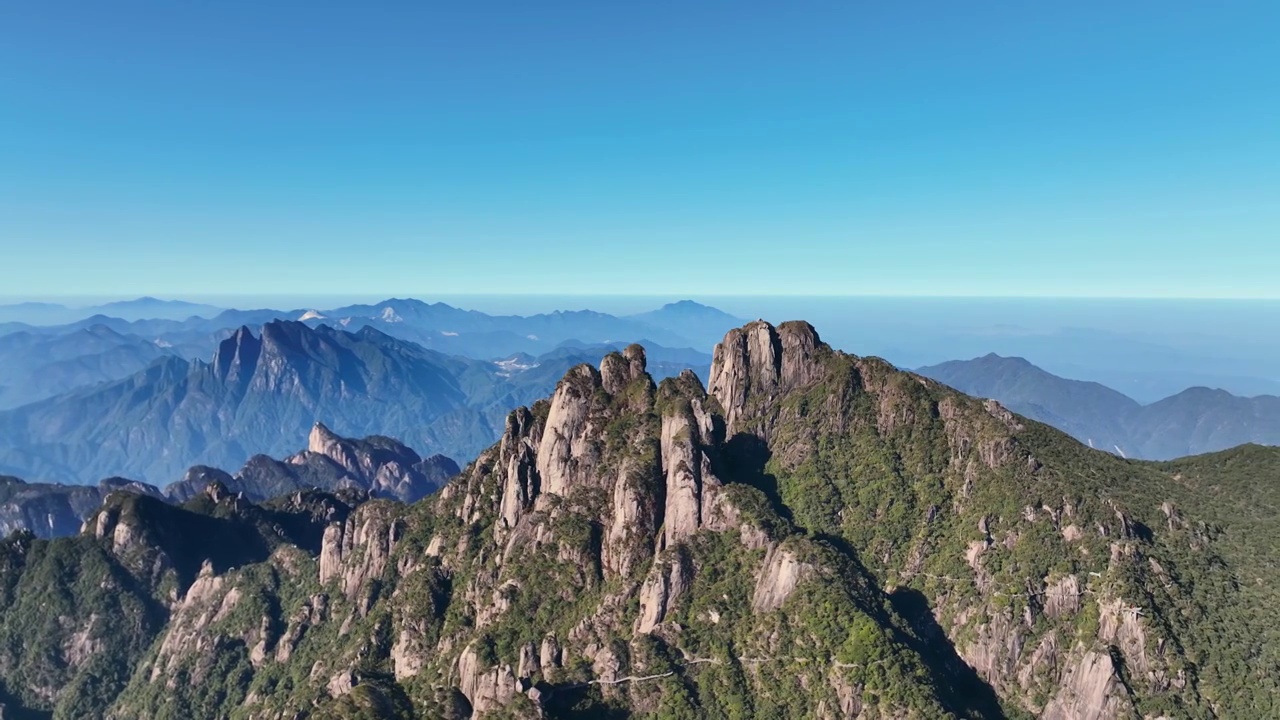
[917,354,1138,453]
[0,302,72,325]
[627,298,747,348]
[1054,364,1280,405]
[0,321,703,486]
[0,322,490,484]
[86,297,225,321]
[863,324,1280,403]
[919,353,1280,459]
[0,297,224,325]
[0,325,179,409]
[0,298,733,367]
[1131,387,1280,460]
[319,297,714,355]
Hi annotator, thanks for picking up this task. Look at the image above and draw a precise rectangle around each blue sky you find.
[1,1,1277,298]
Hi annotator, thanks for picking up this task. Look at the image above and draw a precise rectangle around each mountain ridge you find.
[0,299,738,410]
[919,353,1280,459]
[0,321,711,486]
[1,319,1276,718]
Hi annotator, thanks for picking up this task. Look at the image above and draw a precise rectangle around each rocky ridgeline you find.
[167,421,457,504]
[0,321,1267,719]
[0,423,457,541]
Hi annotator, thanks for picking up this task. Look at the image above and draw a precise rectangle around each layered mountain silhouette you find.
[0,298,743,365]
[919,353,1280,459]
[0,296,225,324]
[1,321,1278,718]
[0,321,706,485]
[0,324,177,409]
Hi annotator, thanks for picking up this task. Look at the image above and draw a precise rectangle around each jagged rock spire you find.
[212,325,261,385]
[599,344,647,395]
[708,320,824,435]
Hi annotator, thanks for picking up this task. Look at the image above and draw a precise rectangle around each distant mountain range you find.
[0,298,744,363]
[0,324,177,409]
[0,298,735,412]
[4,294,1274,479]
[0,321,709,485]
[0,297,226,324]
[919,353,1280,459]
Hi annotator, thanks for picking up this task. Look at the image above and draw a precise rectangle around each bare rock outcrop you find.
[660,410,706,549]
[637,552,690,633]
[599,345,648,396]
[709,320,824,435]
[752,544,811,613]
[498,408,541,539]
[1097,596,1150,677]
[604,454,661,577]
[1041,650,1131,720]
[298,422,453,503]
[536,365,602,498]
[457,643,519,715]
[1043,574,1082,619]
[318,504,402,602]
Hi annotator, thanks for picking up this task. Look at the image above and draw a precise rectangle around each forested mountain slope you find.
[0,321,1275,719]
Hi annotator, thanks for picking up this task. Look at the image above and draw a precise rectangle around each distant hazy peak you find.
[665,299,720,310]
[969,352,1036,366]
[1165,386,1235,399]
[212,325,262,383]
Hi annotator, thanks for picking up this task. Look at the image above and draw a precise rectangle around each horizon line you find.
[4,293,1280,303]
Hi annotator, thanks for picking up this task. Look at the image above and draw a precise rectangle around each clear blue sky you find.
[2,1,1277,298]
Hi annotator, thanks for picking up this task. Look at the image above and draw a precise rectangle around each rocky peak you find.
[623,342,647,376]
[308,422,348,459]
[203,480,236,505]
[416,454,461,485]
[259,319,309,349]
[166,466,236,503]
[299,423,448,503]
[599,344,648,395]
[708,319,825,434]
[98,477,163,498]
[212,325,262,386]
[535,364,605,498]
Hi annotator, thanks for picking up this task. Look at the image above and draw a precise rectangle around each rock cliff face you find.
[709,319,824,436]
[0,320,1275,720]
